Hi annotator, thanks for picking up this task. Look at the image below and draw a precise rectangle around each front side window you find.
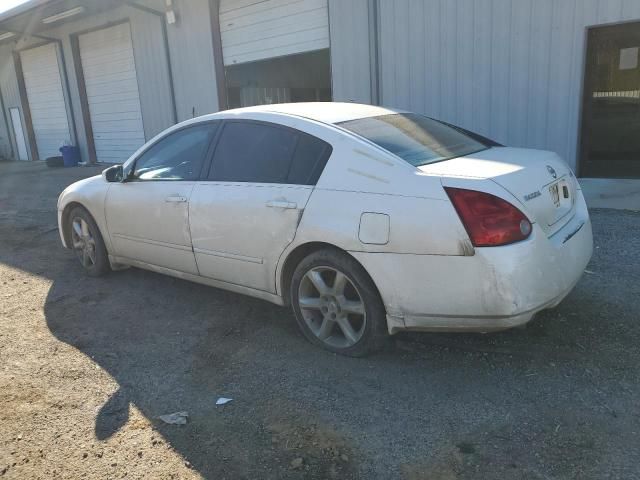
[337,113,488,167]
[209,121,332,185]
[132,124,216,181]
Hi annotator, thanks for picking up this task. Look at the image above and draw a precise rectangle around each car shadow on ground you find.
[39,229,640,479]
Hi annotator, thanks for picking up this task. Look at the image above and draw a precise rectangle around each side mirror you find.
[102,165,124,183]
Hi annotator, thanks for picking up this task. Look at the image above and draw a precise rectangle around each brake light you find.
[444,187,532,247]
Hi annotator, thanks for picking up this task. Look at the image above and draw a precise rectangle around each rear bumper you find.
[351,191,593,333]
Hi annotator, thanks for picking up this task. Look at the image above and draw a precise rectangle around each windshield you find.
[338,113,489,166]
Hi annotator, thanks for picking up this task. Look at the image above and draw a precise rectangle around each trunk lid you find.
[419,147,577,236]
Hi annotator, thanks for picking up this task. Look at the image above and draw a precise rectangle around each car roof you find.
[221,102,404,125]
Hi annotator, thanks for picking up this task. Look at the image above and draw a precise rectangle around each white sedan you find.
[57,103,593,356]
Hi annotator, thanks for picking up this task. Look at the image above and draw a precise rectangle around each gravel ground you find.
[1,160,639,480]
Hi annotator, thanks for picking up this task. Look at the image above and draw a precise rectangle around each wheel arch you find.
[61,202,107,252]
[61,201,87,248]
[277,241,383,309]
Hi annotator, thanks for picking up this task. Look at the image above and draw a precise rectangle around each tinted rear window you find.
[208,121,332,185]
[209,122,297,183]
[338,113,488,166]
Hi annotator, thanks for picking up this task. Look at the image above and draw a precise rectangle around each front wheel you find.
[290,249,387,357]
[67,207,110,277]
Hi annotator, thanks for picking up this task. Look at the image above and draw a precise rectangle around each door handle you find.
[165,195,187,203]
[266,200,298,209]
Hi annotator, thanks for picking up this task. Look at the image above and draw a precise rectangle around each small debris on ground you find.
[216,397,233,406]
[157,411,189,425]
[584,269,595,275]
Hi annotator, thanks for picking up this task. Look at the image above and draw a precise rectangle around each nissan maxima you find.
[57,103,593,356]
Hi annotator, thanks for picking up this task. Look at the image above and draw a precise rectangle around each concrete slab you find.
[579,178,640,211]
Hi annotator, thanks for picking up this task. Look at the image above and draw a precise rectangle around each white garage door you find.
[20,43,71,160]
[79,23,145,164]
[220,0,329,65]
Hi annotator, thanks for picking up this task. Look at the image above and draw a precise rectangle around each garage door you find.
[79,23,145,164]
[20,43,71,160]
[220,0,329,65]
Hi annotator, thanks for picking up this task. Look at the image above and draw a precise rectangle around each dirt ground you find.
[0,160,639,480]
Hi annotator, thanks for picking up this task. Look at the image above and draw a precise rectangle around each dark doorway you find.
[580,21,640,178]
[225,49,332,109]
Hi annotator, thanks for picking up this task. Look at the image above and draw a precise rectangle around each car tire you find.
[67,206,111,277]
[290,248,387,357]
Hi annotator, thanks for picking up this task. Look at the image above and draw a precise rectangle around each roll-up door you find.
[79,23,145,164]
[20,43,71,160]
[219,0,329,66]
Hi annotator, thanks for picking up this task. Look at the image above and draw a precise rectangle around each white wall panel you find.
[376,0,640,170]
[164,0,219,120]
[220,0,329,65]
[20,43,71,159]
[328,0,372,103]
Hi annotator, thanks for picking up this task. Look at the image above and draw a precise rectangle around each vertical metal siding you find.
[327,0,372,103]
[375,0,640,170]
[129,8,175,139]
[165,0,219,120]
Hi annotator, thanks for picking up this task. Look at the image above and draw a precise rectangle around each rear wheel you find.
[67,207,110,277]
[290,249,387,357]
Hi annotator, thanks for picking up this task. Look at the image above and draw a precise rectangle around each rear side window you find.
[288,134,332,185]
[338,113,488,166]
[208,121,332,185]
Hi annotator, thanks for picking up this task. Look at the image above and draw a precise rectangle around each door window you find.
[209,121,332,184]
[132,124,216,181]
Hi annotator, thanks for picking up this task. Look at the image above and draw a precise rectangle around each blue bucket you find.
[60,145,80,167]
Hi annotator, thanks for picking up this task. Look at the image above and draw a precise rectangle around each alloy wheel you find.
[71,217,97,269]
[297,266,367,348]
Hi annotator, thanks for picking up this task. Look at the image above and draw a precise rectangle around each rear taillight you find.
[444,187,532,247]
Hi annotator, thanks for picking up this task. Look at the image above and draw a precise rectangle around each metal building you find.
[0,0,638,203]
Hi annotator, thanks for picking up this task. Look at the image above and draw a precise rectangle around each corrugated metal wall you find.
[3,0,639,171]
[128,8,175,139]
[0,2,179,162]
[164,0,220,121]
[377,0,640,170]
[328,0,372,104]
